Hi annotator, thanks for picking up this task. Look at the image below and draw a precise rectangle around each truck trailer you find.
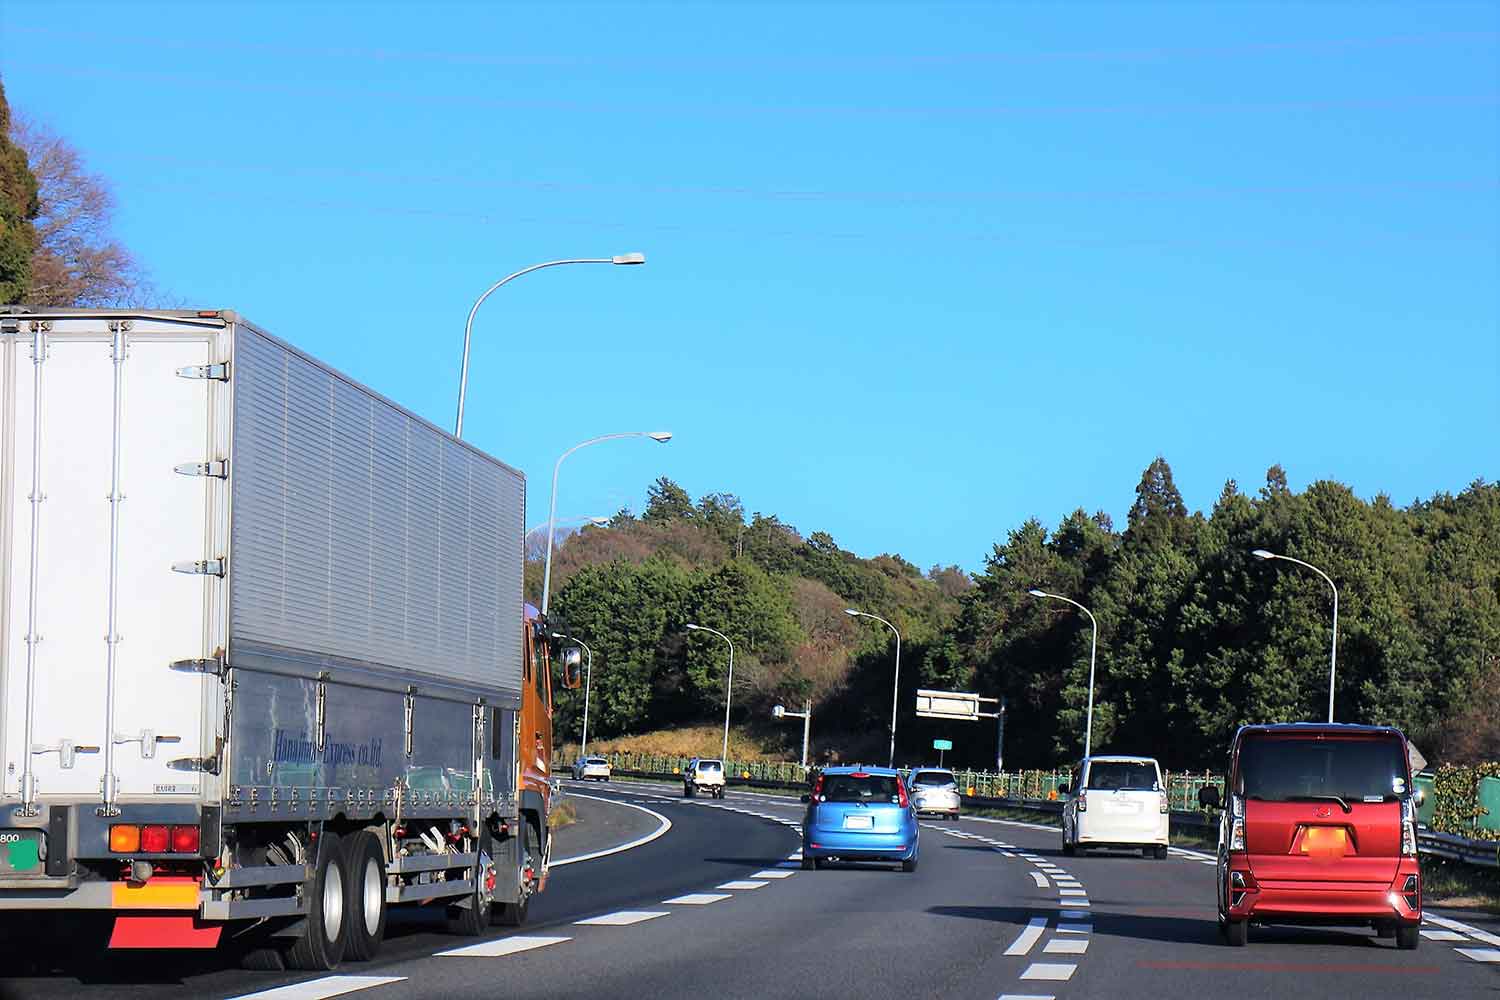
[0,307,571,970]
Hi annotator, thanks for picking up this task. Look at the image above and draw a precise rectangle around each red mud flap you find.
[109,914,223,949]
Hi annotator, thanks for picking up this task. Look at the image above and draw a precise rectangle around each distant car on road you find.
[572,756,612,781]
[1060,755,1169,859]
[1200,723,1422,950]
[683,757,726,798]
[801,766,920,872]
[908,767,961,820]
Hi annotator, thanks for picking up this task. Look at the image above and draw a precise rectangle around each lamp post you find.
[845,609,902,767]
[1252,549,1339,723]
[453,253,645,438]
[1027,589,1099,757]
[772,701,812,770]
[687,624,735,764]
[540,431,672,615]
[556,633,595,756]
[527,516,609,538]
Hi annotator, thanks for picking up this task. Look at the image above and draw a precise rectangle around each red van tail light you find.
[139,825,170,853]
[171,825,201,854]
[1400,798,1418,856]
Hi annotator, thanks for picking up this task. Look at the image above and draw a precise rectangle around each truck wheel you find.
[286,832,348,971]
[341,831,387,960]
[1396,924,1420,950]
[1224,919,1248,947]
[446,830,493,937]
[493,819,537,927]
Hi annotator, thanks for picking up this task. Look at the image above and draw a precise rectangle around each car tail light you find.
[139,825,170,853]
[1076,791,1087,812]
[1229,795,1246,851]
[897,780,909,808]
[1402,873,1419,911]
[171,825,201,854]
[1229,868,1256,909]
[110,824,141,853]
[810,774,825,803]
[1400,798,1417,857]
[1159,791,1169,814]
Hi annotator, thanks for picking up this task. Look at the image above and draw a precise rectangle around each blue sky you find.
[3,2,1496,572]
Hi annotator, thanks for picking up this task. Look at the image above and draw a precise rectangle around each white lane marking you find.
[1043,938,1089,955]
[551,795,673,867]
[751,869,795,879]
[663,893,732,905]
[1058,888,1087,896]
[1004,917,1049,956]
[1061,909,1089,919]
[1053,877,1081,885]
[1427,914,1500,946]
[575,910,669,926]
[437,935,571,958]
[1019,963,1077,981]
[1421,930,1466,941]
[1000,851,1016,857]
[787,852,803,859]
[776,860,803,868]
[1455,948,1500,963]
[227,978,407,1000]
[997,995,1055,1000]
[1168,846,1216,861]
[1029,872,1050,888]
[718,880,769,889]
[1057,922,1092,934]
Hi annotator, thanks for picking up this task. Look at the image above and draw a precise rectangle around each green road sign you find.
[933,739,953,751]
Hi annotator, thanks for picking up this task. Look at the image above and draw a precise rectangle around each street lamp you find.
[1028,589,1100,758]
[1251,549,1340,723]
[845,609,902,767]
[540,431,672,615]
[453,253,646,438]
[772,701,813,771]
[556,633,595,756]
[526,515,610,538]
[687,623,735,764]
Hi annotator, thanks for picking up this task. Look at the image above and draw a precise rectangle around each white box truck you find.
[0,308,573,970]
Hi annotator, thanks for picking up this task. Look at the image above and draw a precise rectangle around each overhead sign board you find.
[915,688,982,721]
[933,739,953,751]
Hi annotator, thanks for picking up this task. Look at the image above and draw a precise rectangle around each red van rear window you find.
[1240,736,1407,803]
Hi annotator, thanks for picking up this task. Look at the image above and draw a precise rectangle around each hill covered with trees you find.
[540,461,1499,773]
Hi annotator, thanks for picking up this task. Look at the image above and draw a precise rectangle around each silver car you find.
[908,768,961,819]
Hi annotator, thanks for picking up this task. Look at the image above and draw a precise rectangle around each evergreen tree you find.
[0,80,40,304]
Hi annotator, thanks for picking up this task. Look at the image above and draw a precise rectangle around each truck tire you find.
[493,818,537,927]
[286,832,348,971]
[446,830,494,937]
[341,831,387,961]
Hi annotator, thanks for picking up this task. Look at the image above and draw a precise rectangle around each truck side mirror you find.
[1198,785,1222,810]
[559,646,583,690]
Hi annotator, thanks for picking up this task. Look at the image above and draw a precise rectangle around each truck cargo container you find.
[0,307,573,970]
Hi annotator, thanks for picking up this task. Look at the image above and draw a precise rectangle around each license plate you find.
[843,814,874,830]
[0,830,43,874]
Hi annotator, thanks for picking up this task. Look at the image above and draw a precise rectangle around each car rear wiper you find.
[1287,794,1353,814]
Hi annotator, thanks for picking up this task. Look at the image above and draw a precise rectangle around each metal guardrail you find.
[1418,829,1500,869]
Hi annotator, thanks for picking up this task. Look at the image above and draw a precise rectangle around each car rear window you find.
[1086,761,1158,791]
[1240,737,1408,802]
[911,771,955,787]
[823,774,901,804]
[697,760,721,772]
[587,757,607,764]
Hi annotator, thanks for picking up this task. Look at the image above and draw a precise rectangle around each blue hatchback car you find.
[801,766,920,872]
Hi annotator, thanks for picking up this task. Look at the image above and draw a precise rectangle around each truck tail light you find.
[171,825,201,854]
[139,825,170,853]
[110,824,141,853]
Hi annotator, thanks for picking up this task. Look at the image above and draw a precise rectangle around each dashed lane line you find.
[1019,963,1077,982]
[226,978,407,1000]
[1043,938,1089,955]
[662,893,732,905]
[1029,872,1050,888]
[718,880,769,889]
[1455,949,1500,963]
[436,935,572,958]
[751,869,796,879]
[1004,917,1049,956]
[998,995,1056,1000]
[575,910,670,926]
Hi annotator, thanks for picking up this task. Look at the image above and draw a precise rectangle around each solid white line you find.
[1019,963,1077,981]
[751,869,795,879]
[551,794,673,867]
[1004,917,1049,956]
[718,880,768,889]
[437,935,571,958]
[1030,872,1050,888]
[227,978,407,1000]
[1455,948,1500,963]
[575,910,669,926]
[1043,938,1088,955]
[662,893,732,905]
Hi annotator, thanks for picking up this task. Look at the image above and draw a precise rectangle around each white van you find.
[1060,755,1170,858]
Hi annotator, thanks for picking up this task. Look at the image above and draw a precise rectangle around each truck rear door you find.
[3,317,221,805]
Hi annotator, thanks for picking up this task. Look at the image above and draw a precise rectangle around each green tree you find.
[0,80,40,304]
[643,476,694,523]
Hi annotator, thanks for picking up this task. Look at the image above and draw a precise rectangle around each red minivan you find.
[1200,723,1422,949]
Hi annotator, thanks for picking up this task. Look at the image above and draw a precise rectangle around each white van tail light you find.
[1159,791,1169,814]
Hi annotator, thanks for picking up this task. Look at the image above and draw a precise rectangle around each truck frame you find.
[0,308,564,970]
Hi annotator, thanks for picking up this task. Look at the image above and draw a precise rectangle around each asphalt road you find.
[1,779,1496,1000]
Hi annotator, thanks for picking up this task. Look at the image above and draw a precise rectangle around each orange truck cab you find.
[1201,723,1422,950]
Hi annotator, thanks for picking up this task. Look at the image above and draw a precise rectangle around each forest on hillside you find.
[539,462,1500,772]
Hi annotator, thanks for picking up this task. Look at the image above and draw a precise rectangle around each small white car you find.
[572,755,612,781]
[1060,755,1169,858]
[908,767,961,819]
[683,758,726,798]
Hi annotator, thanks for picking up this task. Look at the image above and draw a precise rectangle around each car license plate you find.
[843,814,874,830]
[0,830,43,874]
